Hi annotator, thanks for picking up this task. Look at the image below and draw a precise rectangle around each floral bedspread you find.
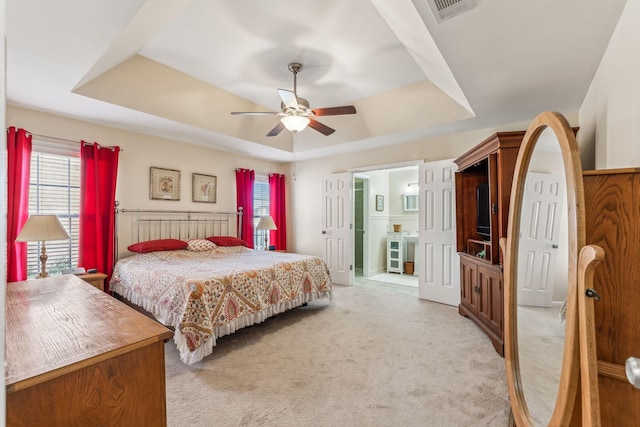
[110,247,333,364]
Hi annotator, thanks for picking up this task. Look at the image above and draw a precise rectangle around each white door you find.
[418,159,460,306]
[518,172,565,307]
[321,173,353,285]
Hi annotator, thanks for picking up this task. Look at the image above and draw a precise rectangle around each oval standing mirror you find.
[504,112,585,426]
[516,125,569,424]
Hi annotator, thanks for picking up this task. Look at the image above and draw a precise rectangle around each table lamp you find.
[16,214,70,278]
[256,215,277,250]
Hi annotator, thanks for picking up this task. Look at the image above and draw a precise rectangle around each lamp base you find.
[38,243,49,278]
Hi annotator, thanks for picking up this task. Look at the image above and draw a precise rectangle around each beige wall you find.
[7,105,288,247]
[579,0,639,169]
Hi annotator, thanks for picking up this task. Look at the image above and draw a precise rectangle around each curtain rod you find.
[29,132,124,151]
[235,168,285,177]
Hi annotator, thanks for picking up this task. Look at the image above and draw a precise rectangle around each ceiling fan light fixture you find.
[280,115,310,132]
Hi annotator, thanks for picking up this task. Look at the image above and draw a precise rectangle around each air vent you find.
[427,0,474,23]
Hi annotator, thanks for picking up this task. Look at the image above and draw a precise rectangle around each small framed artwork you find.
[192,173,217,203]
[150,167,181,201]
[376,194,384,211]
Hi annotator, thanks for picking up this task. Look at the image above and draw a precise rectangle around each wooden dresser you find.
[6,275,174,427]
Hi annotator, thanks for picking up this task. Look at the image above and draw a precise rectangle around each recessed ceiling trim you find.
[370,0,475,115]
[73,0,193,91]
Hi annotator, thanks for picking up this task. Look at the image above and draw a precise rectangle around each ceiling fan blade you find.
[308,119,335,136]
[266,121,286,137]
[277,89,299,110]
[230,111,278,116]
[312,105,357,116]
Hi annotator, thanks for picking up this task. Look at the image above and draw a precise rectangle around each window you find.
[253,175,270,249]
[27,149,80,277]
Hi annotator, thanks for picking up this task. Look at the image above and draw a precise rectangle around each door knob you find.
[322,231,326,234]
[626,357,640,389]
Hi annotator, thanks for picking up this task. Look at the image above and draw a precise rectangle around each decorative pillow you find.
[128,238,187,253]
[186,238,217,252]
[206,236,250,247]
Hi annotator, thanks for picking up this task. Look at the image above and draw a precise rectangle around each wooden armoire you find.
[454,131,525,356]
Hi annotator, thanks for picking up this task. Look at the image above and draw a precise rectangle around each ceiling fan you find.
[230,63,357,137]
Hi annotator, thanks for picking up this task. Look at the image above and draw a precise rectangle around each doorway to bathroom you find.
[352,164,419,290]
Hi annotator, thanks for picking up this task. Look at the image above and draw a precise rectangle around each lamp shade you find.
[280,115,310,132]
[256,215,277,231]
[16,215,70,242]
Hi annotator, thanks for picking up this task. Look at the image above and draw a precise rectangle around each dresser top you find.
[5,275,173,391]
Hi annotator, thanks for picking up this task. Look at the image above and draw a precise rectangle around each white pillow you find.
[186,238,217,252]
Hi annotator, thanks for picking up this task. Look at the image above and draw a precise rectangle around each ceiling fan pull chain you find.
[293,67,297,95]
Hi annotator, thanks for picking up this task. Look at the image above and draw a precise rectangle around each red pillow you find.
[128,238,188,253]
[206,236,250,247]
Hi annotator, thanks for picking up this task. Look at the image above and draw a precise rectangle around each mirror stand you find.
[504,112,603,426]
[577,245,604,427]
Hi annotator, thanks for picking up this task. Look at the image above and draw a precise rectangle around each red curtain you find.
[269,173,287,251]
[6,127,32,282]
[235,168,255,248]
[79,142,120,291]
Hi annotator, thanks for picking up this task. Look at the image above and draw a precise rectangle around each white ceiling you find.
[6,0,628,162]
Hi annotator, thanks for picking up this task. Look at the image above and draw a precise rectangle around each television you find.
[476,183,491,237]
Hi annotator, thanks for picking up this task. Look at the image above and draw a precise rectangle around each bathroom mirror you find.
[403,194,418,211]
[503,112,601,426]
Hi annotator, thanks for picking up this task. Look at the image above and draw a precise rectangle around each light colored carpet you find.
[165,284,510,426]
[368,272,419,287]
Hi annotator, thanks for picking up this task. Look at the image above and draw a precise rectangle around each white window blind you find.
[27,150,80,277]
[253,175,270,249]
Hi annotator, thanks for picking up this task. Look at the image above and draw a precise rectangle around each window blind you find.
[27,151,80,277]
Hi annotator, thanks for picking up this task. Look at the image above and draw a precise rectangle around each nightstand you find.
[77,272,107,291]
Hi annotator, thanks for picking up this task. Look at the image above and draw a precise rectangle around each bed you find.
[109,207,333,364]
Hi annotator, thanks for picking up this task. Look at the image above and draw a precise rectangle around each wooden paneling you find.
[582,168,640,426]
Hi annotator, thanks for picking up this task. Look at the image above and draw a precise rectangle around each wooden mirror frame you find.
[503,111,586,426]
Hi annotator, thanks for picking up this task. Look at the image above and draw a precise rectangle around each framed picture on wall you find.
[376,194,384,211]
[150,166,181,201]
[192,173,217,203]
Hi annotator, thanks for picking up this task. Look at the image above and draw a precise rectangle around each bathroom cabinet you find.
[386,231,407,273]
